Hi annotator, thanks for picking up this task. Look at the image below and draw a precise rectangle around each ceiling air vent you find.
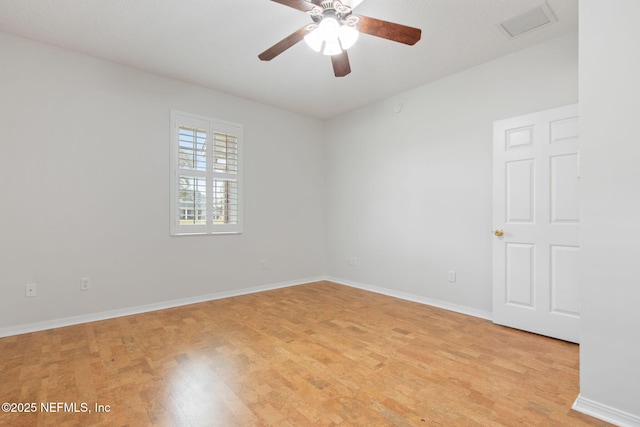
[499,2,557,38]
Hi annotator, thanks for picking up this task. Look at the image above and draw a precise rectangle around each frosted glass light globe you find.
[338,24,359,50]
[318,17,340,40]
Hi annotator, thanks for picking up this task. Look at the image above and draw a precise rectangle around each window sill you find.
[170,231,242,237]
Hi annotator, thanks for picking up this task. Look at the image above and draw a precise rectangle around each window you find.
[171,111,242,235]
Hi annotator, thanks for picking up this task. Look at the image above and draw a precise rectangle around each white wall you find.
[576,0,640,423]
[0,32,325,331]
[324,33,578,315]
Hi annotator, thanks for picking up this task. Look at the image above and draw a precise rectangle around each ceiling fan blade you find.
[355,15,422,45]
[270,0,316,12]
[259,25,310,61]
[331,51,351,77]
[340,0,364,10]
[310,0,362,7]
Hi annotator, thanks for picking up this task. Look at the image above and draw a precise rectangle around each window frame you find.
[170,110,243,236]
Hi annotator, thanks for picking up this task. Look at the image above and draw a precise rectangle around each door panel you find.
[550,245,580,316]
[506,125,534,149]
[550,117,579,144]
[505,243,535,307]
[550,154,579,223]
[506,160,535,223]
[493,104,579,343]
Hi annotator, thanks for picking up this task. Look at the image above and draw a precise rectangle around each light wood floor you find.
[0,281,609,426]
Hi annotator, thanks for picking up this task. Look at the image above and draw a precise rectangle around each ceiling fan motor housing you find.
[310,1,353,22]
[320,1,337,11]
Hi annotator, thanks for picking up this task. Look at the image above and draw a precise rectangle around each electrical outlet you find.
[348,257,358,266]
[448,270,456,283]
[25,283,37,297]
[260,260,267,270]
[81,277,91,291]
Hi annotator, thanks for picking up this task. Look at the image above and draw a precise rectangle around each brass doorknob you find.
[494,229,504,237]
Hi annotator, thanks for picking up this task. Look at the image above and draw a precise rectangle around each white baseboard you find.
[0,276,325,338]
[325,276,493,321]
[1,276,492,338]
[573,395,640,427]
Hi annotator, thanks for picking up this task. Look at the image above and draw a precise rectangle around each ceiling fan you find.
[258,0,422,77]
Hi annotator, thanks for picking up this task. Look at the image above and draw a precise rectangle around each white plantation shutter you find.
[171,111,243,235]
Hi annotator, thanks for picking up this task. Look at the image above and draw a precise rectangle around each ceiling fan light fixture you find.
[303,17,360,56]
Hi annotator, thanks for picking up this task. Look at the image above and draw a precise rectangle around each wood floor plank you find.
[0,281,610,426]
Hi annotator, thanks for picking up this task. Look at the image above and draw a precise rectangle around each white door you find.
[492,104,580,343]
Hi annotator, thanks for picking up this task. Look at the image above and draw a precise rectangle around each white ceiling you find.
[0,0,578,120]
